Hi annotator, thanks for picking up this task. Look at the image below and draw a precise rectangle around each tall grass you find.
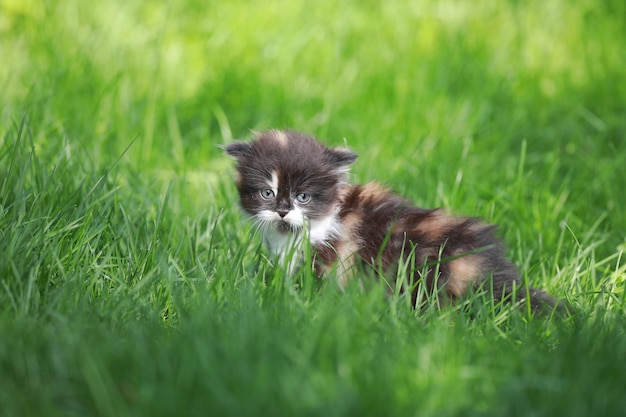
[1,0,625,415]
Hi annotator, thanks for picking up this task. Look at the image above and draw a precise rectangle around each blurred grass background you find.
[1,0,625,415]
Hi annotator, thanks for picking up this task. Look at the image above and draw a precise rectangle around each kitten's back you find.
[328,183,552,309]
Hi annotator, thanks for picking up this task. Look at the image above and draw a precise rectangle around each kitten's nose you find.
[277,208,289,218]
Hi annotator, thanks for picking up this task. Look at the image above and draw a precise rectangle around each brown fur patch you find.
[335,240,360,288]
[446,254,482,296]
[415,211,461,242]
[341,211,362,235]
[334,212,362,288]
[360,183,390,204]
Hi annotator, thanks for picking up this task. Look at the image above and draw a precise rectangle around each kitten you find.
[225,129,556,311]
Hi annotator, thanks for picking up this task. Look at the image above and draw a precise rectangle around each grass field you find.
[1,0,626,415]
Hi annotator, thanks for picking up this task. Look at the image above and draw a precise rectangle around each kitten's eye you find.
[260,189,275,199]
[295,193,311,204]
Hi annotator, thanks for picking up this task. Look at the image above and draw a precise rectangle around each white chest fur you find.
[263,211,342,274]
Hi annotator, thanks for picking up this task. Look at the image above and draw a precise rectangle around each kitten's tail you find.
[519,286,570,316]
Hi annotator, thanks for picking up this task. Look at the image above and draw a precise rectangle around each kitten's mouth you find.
[275,220,301,234]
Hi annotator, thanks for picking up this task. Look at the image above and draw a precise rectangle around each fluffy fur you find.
[225,129,556,310]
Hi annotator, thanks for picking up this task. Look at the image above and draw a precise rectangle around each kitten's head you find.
[225,130,357,234]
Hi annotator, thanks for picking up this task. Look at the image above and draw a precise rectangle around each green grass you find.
[1,0,626,415]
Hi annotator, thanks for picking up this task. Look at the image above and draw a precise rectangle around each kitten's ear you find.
[325,147,358,167]
[223,141,253,160]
